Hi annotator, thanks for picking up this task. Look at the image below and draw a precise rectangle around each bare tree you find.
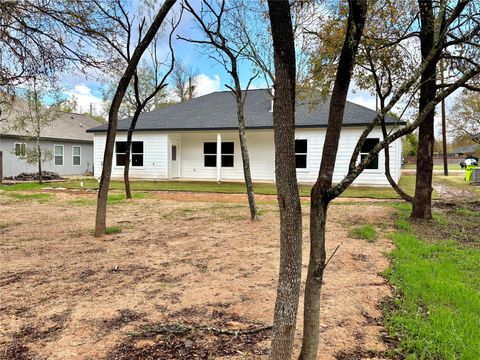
[94,0,177,236]
[123,12,182,200]
[179,0,258,220]
[10,78,63,183]
[0,0,120,92]
[172,61,198,101]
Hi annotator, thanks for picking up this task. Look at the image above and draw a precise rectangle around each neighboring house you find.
[88,89,405,186]
[452,144,479,157]
[0,98,99,177]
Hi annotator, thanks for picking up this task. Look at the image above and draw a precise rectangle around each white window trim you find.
[295,138,309,172]
[14,142,26,158]
[72,145,81,166]
[114,141,146,169]
[54,144,64,166]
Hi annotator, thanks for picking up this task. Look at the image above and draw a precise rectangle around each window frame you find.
[359,138,380,171]
[295,139,308,170]
[14,143,26,158]
[72,145,81,166]
[54,145,64,166]
[115,141,145,168]
[221,141,234,168]
[203,141,235,168]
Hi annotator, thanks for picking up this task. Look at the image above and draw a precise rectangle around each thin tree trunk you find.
[412,0,436,220]
[236,103,257,220]
[379,101,413,202]
[299,191,327,360]
[299,1,367,359]
[95,0,176,236]
[124,108,142,199]
[268,1,302,359]
[37,141,42,184]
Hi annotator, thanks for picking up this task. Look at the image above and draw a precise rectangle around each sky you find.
[58,1,457,139]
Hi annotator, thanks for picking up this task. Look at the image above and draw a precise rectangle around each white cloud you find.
[195,74,221,97]
[65,84,104,116]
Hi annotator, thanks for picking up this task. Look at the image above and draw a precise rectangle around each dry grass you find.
[0,190,395,359]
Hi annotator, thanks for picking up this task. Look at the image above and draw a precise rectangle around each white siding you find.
[93,127,403,186]
[93,132,168,179]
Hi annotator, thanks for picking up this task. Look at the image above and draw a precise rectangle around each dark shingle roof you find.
[87,89,402,133]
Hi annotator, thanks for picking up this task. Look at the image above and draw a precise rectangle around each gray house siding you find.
[0,136,94,177]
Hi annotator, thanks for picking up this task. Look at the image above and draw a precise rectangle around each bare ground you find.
[0,190,395,359]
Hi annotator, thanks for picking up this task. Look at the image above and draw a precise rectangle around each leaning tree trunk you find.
[37,141,42,184]
[231,68,257,220]
[124,108,142,199]
[412,0,436,220]
[267,1,303,359]
[379,101,413,202]
[236,104,257,220]
[299,1,368,359]
[95,0,176,236]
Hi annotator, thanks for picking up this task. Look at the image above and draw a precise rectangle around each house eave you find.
[87,122,407,134]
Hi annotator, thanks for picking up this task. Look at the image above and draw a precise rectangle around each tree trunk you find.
[299,2,367,359]
[37,140,42,184]
[379,101,412,202]
[94,0,176,236]
[268,1,303,359]
[298,191,328,360]
[232,71,257,220]
[236,104,257,220]
[411,0,436,220]
[124,109,142,200]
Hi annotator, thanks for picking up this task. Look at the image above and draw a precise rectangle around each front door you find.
[170,142,180,178]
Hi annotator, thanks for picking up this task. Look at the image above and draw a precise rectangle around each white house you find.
[88,89,404,186]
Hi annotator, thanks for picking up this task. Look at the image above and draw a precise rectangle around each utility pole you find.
[441,58,448,176]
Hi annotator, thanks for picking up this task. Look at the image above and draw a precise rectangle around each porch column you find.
[216,133,221,182]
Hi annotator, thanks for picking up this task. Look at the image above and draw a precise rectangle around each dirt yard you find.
[0,190,395,359]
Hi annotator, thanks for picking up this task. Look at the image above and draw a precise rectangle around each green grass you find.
[1,175,419,200]
[0,183,46,191]
[348,224,377,242]
[68,192,147,206]
[105,226,122,234]
[0,223,6,230]
[90,226,122,235]
[6,192,51,201]
[384,204,480,359]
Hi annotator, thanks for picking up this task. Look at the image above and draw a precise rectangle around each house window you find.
[295,139,307,169]
[204,142,217,167]
[54,145,64,166]
[72,146,81,166]
[221,142,234,167]
[131,141,144,167]
[115,141,144,167]
[14,143,26,157]
[360,138,379,169]
[203,142,235,167]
